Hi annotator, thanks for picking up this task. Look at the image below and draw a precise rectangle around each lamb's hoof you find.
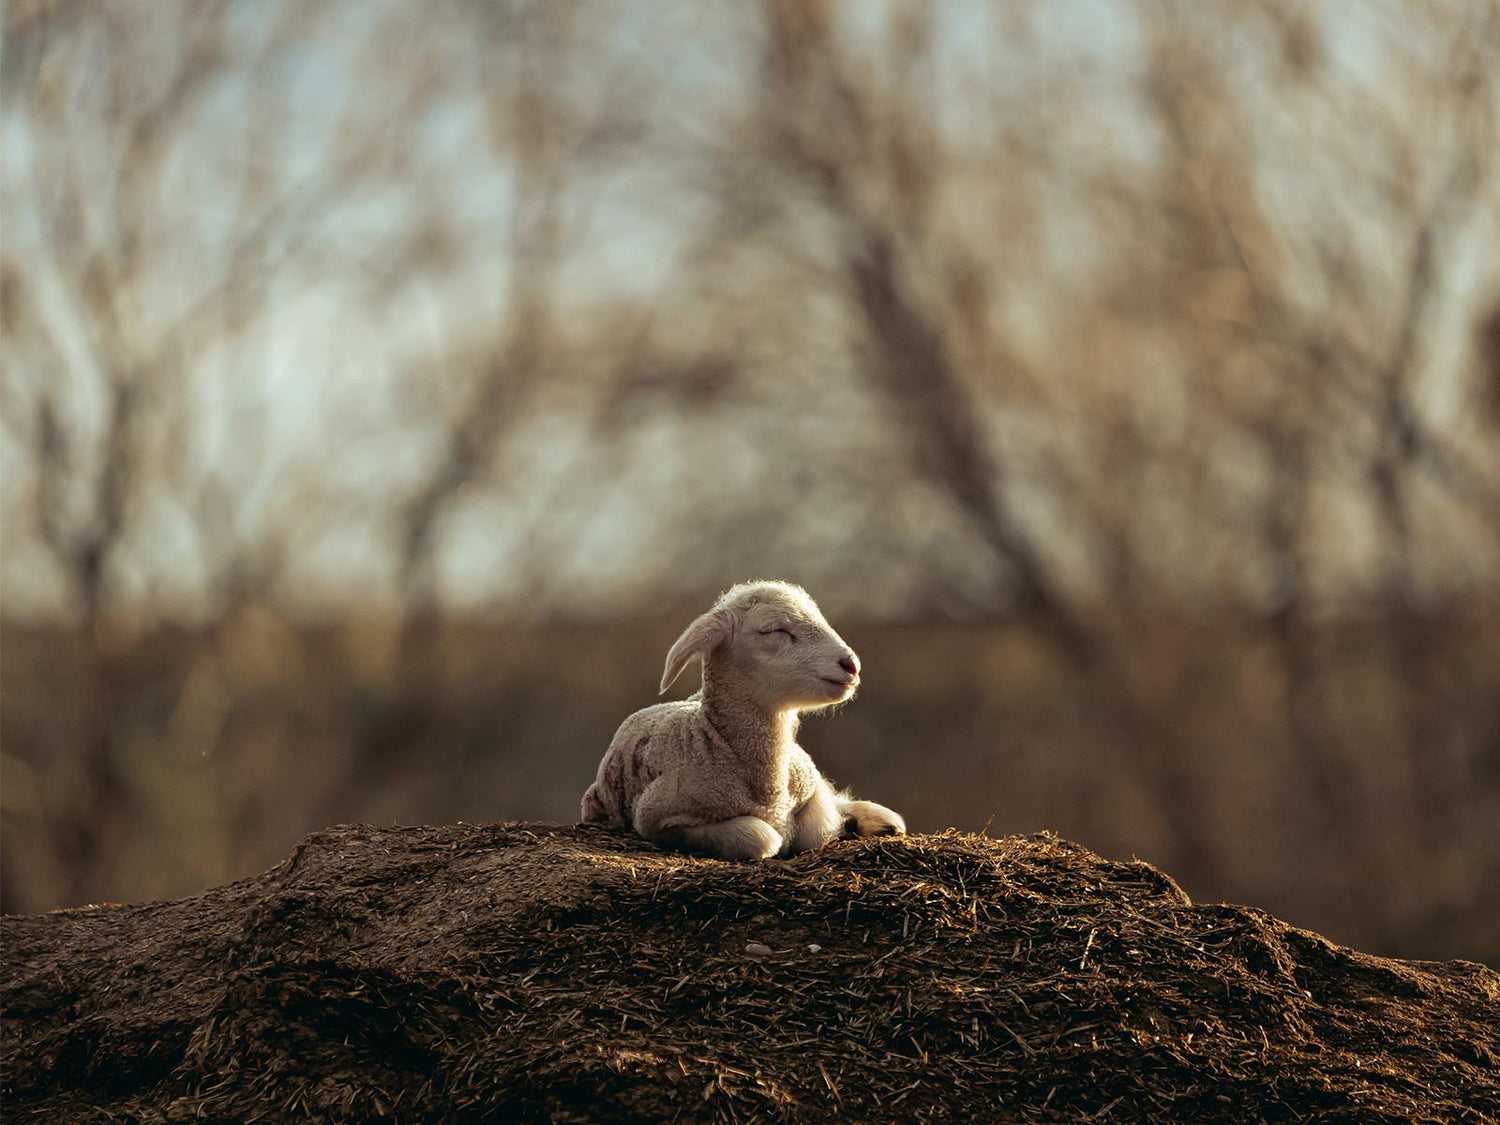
[840,801,907,839]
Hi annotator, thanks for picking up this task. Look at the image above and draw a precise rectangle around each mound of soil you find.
[3,824,1497,1123]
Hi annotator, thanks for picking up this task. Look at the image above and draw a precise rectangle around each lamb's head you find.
[659,580,860,713]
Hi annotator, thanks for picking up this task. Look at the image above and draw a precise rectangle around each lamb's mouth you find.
[821,677,857,690]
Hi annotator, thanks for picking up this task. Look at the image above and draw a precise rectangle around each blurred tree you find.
[2,0,1497,957]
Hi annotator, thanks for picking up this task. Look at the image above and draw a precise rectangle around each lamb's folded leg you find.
[674,816,782,860]
[633,785,782,860]
[580,781,618,826]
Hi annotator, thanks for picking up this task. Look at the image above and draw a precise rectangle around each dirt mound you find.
[3,824,1497,1123]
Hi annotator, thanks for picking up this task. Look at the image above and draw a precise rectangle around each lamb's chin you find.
[797,682,855,710]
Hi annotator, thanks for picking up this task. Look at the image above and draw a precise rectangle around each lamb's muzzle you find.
[580,580,905,859]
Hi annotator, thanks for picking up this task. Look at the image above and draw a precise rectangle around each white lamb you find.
[581,580,906,860]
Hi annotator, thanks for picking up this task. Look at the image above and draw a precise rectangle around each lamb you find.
[581,580,906,860]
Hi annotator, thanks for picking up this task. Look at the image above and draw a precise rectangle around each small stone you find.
[744,942,773,958]
[807,944,822,953]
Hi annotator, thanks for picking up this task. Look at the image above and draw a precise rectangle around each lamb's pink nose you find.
[839,655,859,677]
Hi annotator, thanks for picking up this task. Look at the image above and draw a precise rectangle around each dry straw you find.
[3,823,1496,1123]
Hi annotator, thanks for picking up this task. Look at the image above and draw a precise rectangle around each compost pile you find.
[3,823,1497,1124]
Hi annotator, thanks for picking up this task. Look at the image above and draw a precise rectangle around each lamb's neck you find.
[700,677,797,768]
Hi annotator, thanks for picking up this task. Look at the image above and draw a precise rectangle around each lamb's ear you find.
[660,609,735,693]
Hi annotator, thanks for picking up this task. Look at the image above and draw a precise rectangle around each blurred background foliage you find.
[2,0,1498,963]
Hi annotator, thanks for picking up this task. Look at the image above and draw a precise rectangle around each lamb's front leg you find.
[633,785,783,860]
[676,817,782,860]
[837,798,906,839]
[786,777,844,854]
[788,776,907,853]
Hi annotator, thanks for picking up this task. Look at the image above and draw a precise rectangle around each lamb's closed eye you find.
[579,581,906,861]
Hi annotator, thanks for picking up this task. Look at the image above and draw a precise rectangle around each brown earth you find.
[2,823,1497,1124]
